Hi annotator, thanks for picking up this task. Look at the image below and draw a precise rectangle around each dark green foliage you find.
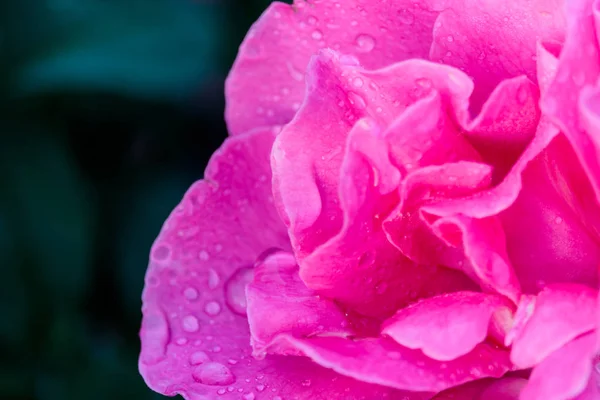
[0,1,272,399]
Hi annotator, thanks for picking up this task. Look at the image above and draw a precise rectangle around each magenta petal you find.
[139,128,403,400]
[246,250,352,356]
[520,332,598,400]
[462,76,540,179]
[542,0,600,210]
[300,115,475,317]
[382,292,513,361]
[434,378,527,400]
[430,0,565,112]
[509,284,598,369]
[271,336,511,393]
[225,0,444,135]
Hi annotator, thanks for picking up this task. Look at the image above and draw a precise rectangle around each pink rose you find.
[139,0,600,399]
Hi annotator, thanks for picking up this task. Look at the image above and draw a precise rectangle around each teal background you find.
[0,1,275,399]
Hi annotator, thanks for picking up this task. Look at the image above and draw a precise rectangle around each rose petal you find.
[520,332,597,400]
[246,250,353,356]
[542,0,600,214]
[433,377,527,400]
[225,0,446,135]
[382,292,513,361]
[462,76,540,180]
[268,336,511,393]
[298,100,476,318]
[430,0,565,113]
[509,283,598,369]
[139,127,403,400]
[271,50,474,263]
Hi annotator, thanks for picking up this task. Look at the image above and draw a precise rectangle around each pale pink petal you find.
[268,336,511,393]
[433,377,527,400]
[246,250,353,356]
[430,0,565,113]
[382,292,513,361]
[139,128,404,400]
[536,40,561,95]
[509,284,598,369]
[225,0,446,135]
[520,332,597,400]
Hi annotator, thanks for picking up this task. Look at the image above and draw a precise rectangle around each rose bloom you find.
[139,0,600,399]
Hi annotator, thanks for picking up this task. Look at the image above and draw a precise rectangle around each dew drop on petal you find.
[152,245,171,262]
[182,315,200,332]
[184,287,199,301]
[208,268,220,289]
[189,351,210,365]
[192,362,236,385]
[204,301,222,316]
[354,34,375,52]
[224,267,254,315]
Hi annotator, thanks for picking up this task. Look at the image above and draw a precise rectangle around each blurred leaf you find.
[6,0,226,101]
[0,129,97,302]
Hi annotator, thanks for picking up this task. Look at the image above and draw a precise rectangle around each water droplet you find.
[358,251,375,267]
[447,35,454,42]
[311,30,323,40]
[397,9,415,25]
[217,388,226,395]
[192,362,235,385]
[176,337,188,345]
[555,216,563,224]
[256,384,266,392]
[189,351,210,365]
[307,15,318,25]
[478,51,486,60]
[208,268,220,289]
[243,393,256,400]
[352,77,364,88]
[348,92,367,109]
[199,250,210,261]
[212,345,222,353]
[354,34,376,52]
[286,62,304,82]
[184,287,199,300]
[301,379,312,387]
[228,358,238,365]
[224,267,254,315]
[517,85,529,104]
[152,245,170,262]
[182,315,200,332]
[204,301,222,316]
[415,78,432,88]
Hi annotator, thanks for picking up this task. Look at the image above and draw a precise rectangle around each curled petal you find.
[382,291,514,361]
[225,0,445,134]
[520,332,598,400]
[509,283,598,369]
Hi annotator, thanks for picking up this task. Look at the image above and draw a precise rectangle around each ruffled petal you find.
[225,0,446,135]
[520,332,597,400]
[430,0,565,113]
[265,336,511,394]
[382,292,513,361]
[139,128,403,400]
[433,377,527,400]
[246,250,353,356]
[509,283,598,369]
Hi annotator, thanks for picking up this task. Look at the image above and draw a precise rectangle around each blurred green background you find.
[0,1,275,399]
